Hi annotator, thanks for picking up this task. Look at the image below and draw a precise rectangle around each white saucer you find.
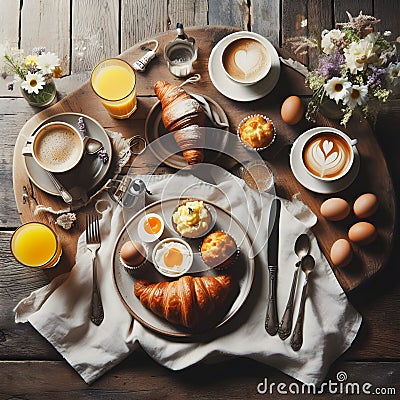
[290,127,360,194]
[208,31,281,102]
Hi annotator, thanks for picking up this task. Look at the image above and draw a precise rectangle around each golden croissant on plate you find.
[134,274,235,330]
[154,80,205,165]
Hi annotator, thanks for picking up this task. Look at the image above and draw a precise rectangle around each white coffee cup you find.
[22,122,88,173]
[220,34,271,85]
[301,127,358,182]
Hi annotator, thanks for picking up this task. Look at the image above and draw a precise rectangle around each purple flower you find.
[367,67,386,88]
[317,49,345,80]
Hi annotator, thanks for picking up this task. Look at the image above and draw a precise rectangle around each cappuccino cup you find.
[221,36,271,85]
[23,122,87,173]
[301,128,358,182]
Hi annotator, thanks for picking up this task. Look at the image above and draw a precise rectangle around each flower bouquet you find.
[1,44,61,107]
[305,12,400,126]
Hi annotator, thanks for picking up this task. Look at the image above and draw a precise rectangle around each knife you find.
[265,198,281,336]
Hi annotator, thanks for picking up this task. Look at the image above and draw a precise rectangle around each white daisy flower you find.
[36,52,60,75]
[343,85,368,109]
[324,77,351,104]
[387,62,400,85]
[21,72,45,94]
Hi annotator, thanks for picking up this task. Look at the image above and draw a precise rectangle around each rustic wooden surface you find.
[1,1,400,398]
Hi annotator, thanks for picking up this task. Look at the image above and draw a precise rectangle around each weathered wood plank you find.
[374,0,400,39]
[0,231,59,360]
[71,0,120,73]
[0,0,21,97]
[333,0,373,25]
[121,0,167,52]
[251,0,280,47]
[0,0,20,47]
[307,0,333,67]
[167,0,208,29]
[281,0,309,64]
[0,98,37,227]
[0,359,398,398]
[208,0,249,31]
[20,0,71,75]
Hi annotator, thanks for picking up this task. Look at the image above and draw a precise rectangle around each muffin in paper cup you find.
[200,230,240,271]
[237,114,276,151]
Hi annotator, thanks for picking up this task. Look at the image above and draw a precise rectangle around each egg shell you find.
[353,193,379,219]
[348,222,377,245]
[281,96,304,125]
[120,241,146,267]
[330,238,353,268]
[320,198,351,221]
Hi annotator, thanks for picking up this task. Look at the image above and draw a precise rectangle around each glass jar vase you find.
[20,77,57,108]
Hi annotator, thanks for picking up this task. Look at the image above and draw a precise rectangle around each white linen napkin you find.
[14,169,362,385]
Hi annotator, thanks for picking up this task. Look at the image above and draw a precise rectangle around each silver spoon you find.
[278,234,310,340]
[46,170,73,204]
[85,137,103,154]
[290,254,315,351]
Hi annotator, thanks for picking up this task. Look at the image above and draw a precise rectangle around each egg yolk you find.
[164,247,183,268]
[144,216,161,234]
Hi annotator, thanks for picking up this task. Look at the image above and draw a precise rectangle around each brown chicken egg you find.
[120,240,146,267]
[353,193,378,219]
[320,198,351,221]
[348,222,377,245]
[281,96,304,125]
[330,238,353,268]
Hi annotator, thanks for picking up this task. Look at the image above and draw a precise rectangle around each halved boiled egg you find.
[152,238,193,277]
[138,213,164,242]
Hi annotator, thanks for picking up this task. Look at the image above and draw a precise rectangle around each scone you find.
[237,115,275,150]
[201,231,237,270]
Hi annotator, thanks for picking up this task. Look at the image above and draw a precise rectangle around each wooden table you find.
[1,1,400,398]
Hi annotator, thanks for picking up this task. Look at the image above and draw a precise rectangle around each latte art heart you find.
[303,133,352,179]
[222,37,270,83]
[234,49,262,75]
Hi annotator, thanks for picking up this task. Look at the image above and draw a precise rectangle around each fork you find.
[86,214,104,325]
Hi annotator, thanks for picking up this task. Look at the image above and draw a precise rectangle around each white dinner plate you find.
[290,127,360,194]
[112,197,255,338]
[208,31,281,101]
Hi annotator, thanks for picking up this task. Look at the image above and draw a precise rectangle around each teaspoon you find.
[46,170,73,204]
[290,254,315,351]
[278,234,310,340]
[85,137,103,154]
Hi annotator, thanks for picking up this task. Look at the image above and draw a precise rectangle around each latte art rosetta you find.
[303,133,351,179]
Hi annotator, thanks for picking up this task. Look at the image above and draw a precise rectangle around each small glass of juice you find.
[11,222,62,268]
[90,58,137,119]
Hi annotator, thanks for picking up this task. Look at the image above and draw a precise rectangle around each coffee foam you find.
[222,38,269,83]
[303,133,351,179]
[35,127,82,171]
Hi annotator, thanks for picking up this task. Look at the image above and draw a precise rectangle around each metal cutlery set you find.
[265,198,315,351]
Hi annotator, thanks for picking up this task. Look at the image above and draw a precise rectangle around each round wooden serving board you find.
[13,26,396,291]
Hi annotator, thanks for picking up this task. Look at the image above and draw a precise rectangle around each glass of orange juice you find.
[90,58,137,119]
[11,222,62,268]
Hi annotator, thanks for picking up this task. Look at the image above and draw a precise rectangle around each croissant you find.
[134,275,235,329]
[154,80,205,165]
